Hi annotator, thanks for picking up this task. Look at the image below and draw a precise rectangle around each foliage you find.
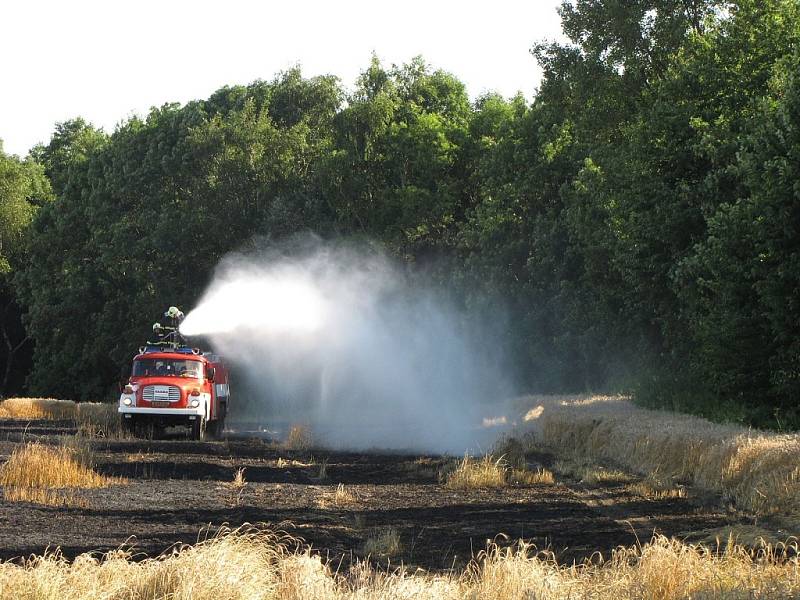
[0,143,52,396]
[4,1,800,428]
[29,118,106,197]
[675,46,800,422]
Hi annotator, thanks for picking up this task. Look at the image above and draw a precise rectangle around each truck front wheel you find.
[190,416,206,441]
[121,416,135,436]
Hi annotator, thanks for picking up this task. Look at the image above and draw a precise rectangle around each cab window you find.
[132,359,203,379]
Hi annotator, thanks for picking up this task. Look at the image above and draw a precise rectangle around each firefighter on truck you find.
[118,306,230,440]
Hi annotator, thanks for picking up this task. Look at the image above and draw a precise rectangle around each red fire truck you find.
[118,307,230,440]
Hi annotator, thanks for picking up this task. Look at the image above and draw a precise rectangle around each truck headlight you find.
[190,399,200,408]
[123,397,132,406]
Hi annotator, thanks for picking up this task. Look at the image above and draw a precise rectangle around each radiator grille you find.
[142,385,181,403]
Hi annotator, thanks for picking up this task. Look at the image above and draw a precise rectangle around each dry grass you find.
[520,394,800,516]
[286,424,313,451]
[276,457,314,468]
[0,397,76,420]
[492,433,540,469]
[1,442,107,488]
[1,486,89,507]
[317,484,357,509]
[220,468,248,508]
[75,402,125,438]
[488,435,556,486]
[446,454,556,489]
[510,467,555,486]
[231,467,247,488]
[0,527,796,599]
[583,468,633,485]
[0,442,124,507]
[398,457,451,482]
[124,450,156,463]
[465,534,800,600]
[630,472,687,500]
[333,483,356,505]
[445,455,507,489]
[0,398,125,439]
[363,527,402,557]
[687,525,792,549]
[552,458,634,485]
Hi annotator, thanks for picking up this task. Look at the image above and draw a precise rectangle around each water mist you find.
[181,240,511,454]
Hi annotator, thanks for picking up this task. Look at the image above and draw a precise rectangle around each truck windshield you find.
[132,359,203,379]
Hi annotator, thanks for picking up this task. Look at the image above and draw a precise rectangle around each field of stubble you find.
[0,396,797,599]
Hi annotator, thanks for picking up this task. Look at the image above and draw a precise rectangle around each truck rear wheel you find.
[208,416,225,439]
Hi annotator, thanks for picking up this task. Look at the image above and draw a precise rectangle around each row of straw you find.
[0,527,797,600]
[0,397,122,437]
[527,395,800,515]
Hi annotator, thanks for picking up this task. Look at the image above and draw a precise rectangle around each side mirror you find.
[206,367,216,382]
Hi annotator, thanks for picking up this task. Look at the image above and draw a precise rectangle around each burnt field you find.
[0,417,748,570]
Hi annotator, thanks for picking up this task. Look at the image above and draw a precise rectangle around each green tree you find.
[325,57,473,259]
[0,141,52,395]
[18,71,342,399]
[12,9,800,428]
[676,48,800,424]
[29,118,106,197]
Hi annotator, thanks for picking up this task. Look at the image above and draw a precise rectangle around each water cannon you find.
[165,306,185,322]
[147,306,187,350]
[163,306,185,332]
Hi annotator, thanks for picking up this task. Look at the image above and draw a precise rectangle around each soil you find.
[0,419,746,569]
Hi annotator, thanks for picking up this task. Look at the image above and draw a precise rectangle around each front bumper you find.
[118,406,205,416]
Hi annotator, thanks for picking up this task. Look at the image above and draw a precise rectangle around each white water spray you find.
[181,276,325,336]
[181,241,511,453]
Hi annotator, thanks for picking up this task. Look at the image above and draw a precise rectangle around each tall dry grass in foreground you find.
[0,442,124,506]
[523,395,800,516]
[0,527,796,599]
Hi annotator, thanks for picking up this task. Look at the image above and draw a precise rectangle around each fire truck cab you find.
[118,307,230,440]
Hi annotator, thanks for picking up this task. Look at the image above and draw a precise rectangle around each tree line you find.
[1,0,798,428]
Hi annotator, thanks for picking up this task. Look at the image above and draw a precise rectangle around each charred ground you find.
[0,418,746,570]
